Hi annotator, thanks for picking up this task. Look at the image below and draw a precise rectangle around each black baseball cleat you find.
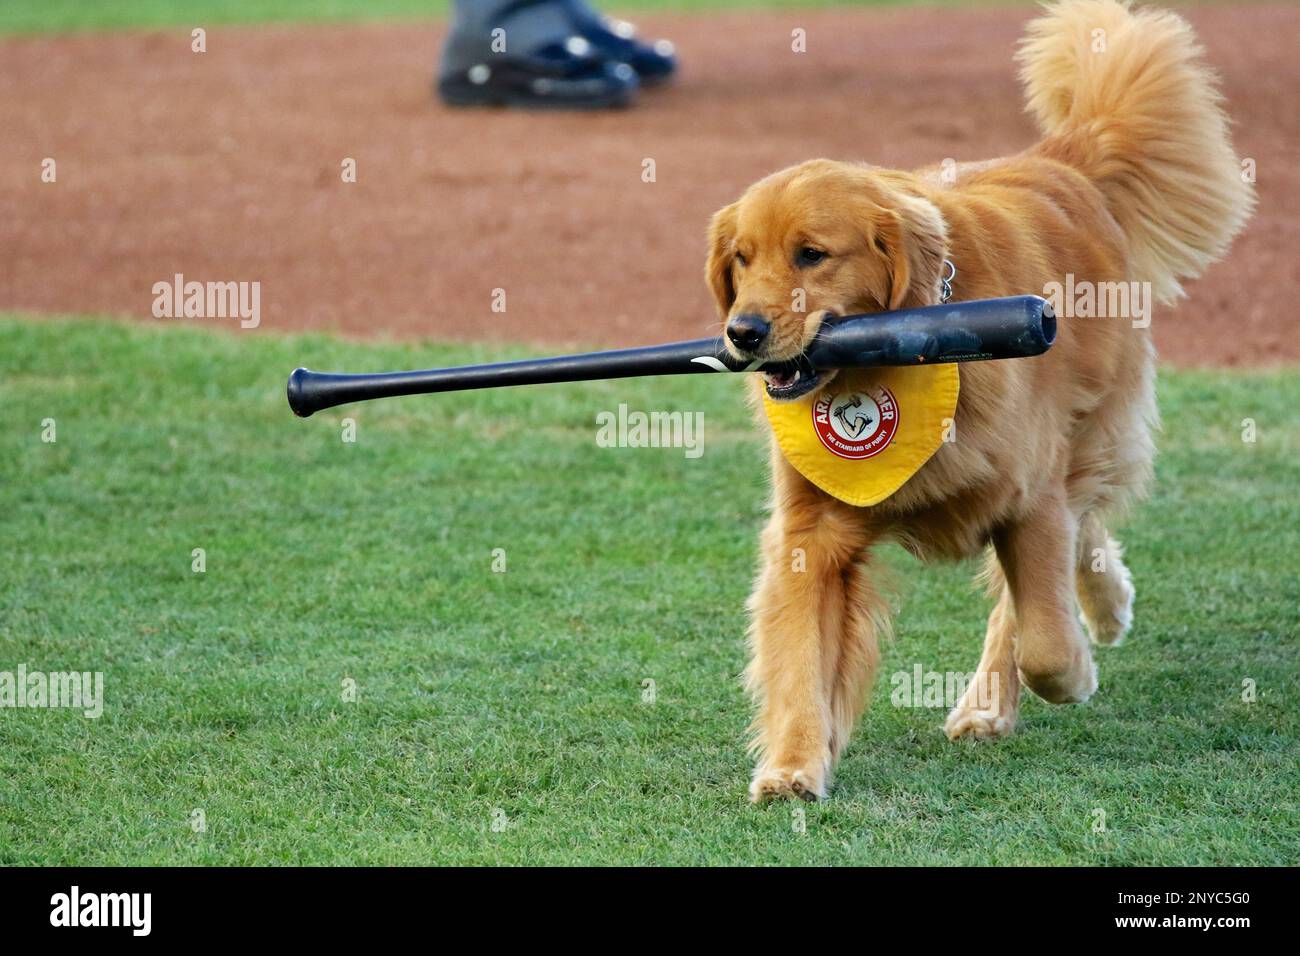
[438,47,639,110]
[437,0,639,109]
[560,1,677,85]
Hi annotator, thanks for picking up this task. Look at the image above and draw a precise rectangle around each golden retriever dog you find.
[706,0,1253,801]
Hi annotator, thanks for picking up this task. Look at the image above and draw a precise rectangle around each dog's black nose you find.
[727,314,770,352]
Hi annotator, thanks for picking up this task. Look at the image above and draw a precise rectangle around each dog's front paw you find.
[749,765,826,803]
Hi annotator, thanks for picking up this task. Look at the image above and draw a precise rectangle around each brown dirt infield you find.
[1,5,1296,365]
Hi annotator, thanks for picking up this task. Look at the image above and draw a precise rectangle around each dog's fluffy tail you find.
[1018,0,1254,302]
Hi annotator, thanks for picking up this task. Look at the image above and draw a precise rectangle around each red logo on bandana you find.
[812,385,899,460]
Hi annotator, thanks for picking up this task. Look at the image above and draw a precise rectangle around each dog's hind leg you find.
[994,487,1098,705]
[1075,512,1135,646]
[944,554,1021,740]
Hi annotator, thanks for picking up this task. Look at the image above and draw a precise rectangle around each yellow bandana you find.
[762,364,959,507]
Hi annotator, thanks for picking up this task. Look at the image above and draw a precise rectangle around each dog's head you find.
[706,159,948,401]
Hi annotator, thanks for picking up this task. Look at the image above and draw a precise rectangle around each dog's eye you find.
[735,252,748,267]
[798,247,827,266]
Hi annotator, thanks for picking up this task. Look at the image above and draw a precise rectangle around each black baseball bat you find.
[287,295,1055,417]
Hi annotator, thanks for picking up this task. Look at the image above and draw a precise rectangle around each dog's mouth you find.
[760,313,841,401]
[761,357,836,402]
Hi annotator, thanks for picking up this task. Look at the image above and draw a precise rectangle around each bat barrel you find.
[809,295,1055,368]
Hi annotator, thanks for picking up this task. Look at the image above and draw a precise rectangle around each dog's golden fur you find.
[705,0,1253,801]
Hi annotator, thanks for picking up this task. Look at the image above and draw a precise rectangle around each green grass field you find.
[1,315,1296,865]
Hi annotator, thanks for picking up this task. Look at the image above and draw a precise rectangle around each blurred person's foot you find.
[560,0,677,85]
[438,0,639,109]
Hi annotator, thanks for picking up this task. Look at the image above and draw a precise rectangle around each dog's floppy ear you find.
[705,201,740,317]
[872,193,949,310]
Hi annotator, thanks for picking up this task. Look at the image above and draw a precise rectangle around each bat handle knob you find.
[287,368,315,417]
